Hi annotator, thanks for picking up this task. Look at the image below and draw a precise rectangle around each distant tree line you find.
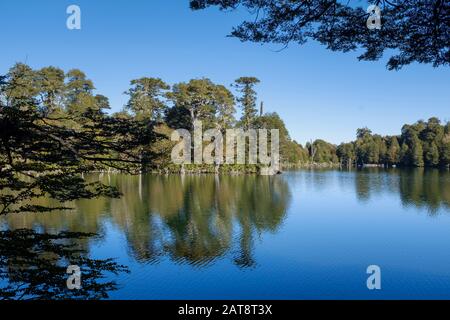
[336,118,450,168]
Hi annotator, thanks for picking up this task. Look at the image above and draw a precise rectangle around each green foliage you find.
[441,140,450,167]
[336,118,450,168]
[125,77,170,121]
[308,139,339,163]
[337,143,355,166]
[4,63,39,102]
[2,62,448,219]
[1,64,158,216]
[254,112,298,163]
[386,136,400,165]
[215,84,236,131]
[65,69,97,116]
[355,128,382,165]
[190,0,450,70]
[167,78,234,130]
[233,77,260,130]
[36,66,65,113]
[400,142,410,166]
[411,137,425,167]
[1,63,308,217]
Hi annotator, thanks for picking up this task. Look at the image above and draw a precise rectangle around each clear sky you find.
[1,0,449,145]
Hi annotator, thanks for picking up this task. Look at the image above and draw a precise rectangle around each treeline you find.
[335,118,450,168]
[0,63,308,172]
[2,63,449,172]
[302,118,450,168]
[117,75,308,169]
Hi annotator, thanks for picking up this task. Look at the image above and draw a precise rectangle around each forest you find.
[1,63,449,174]
[336,119,450,168]
[0,63,304,175]
[1,63,449,176]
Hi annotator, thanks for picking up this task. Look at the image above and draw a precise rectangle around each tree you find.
[440,140,450,167]
[214,84,236,131]
[94,94,111,115]
[254,112,302,164]
[233,77,260,130]
[3,63,38,104]
[357,127,372,140]
[386,136,400,165]
[400,142,411,166]
[65,69,96,116]
[355,128,378,165]
[167,78,225,129]
[337,142,355,167]
[36,66,65,114]
[440,123,450,167]
[309,139,338,163]
[421,117,444,142]
[190,0,450,70]
[401,124,425,167]
[422,117,444,166]
[0,65,158,216]
[164,104,192,130]
[424,142,440,166]
[411,137,425,167]
[125,77,170,122]
[292,141,310,164]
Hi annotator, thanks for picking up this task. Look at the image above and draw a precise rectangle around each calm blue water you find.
[2,168,450,299]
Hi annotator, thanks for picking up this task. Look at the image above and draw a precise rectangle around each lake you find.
[2,168,450,299]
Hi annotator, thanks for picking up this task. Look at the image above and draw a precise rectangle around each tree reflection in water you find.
[108,175,291,267]
[0,229,128,300]
[351,168,450,214]
[2,175,291,269]
[2,170,450,298]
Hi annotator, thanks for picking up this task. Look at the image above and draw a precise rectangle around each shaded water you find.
[2,168,450,299]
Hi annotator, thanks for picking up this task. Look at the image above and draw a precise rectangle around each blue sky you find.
[1,0,449,145]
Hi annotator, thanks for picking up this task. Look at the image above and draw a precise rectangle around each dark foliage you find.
[190,0,450,70]
[0,229,128,300]
[0,67,159,215]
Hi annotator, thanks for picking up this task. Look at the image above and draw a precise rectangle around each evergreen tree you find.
[233,77,260,130]
[400,142,411,166]
[424,142,440,166]
[167,78,232,130]
[36,66,65,114]
[387,136,400,166]
[125,78,170,122]
[214,84,235,131]
[4,63,38,105]
[65,69,96,116]
[440,123,450,167]
[337,143,355,167]
[411,137,425,167]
